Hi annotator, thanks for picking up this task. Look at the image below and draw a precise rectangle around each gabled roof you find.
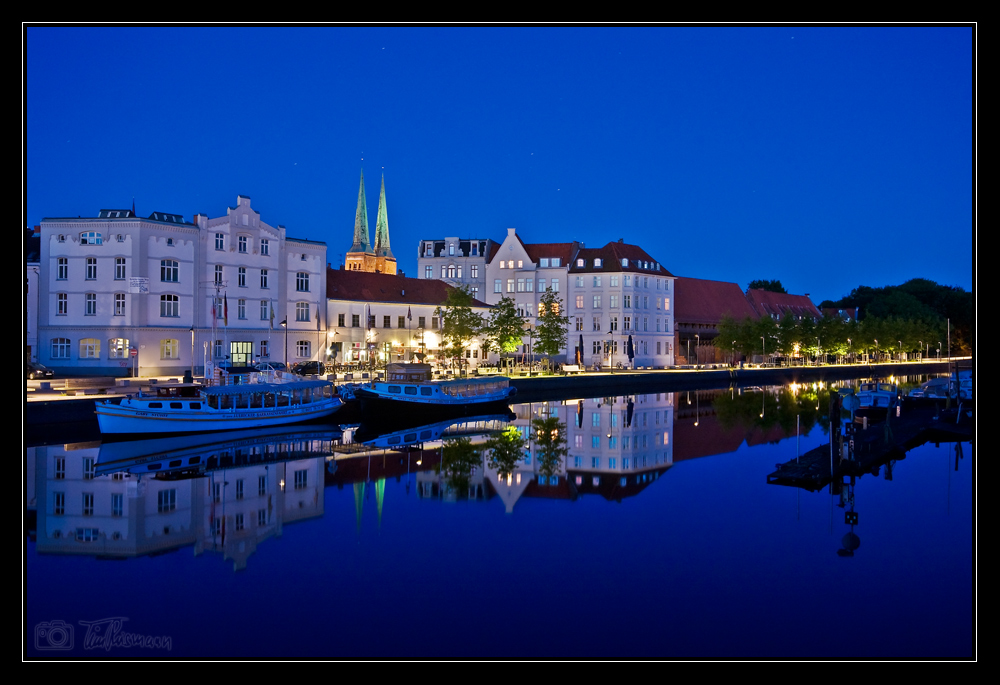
[568,241,672,276]
[745,289,821,320]
[520,241,577,265]
[674,277,758,324]
[326,268,490,307]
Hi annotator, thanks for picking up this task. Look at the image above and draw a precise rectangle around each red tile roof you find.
[326,268,490,307]
[674,277,758,324]
[745,289,821,320]
[568,241,673,275]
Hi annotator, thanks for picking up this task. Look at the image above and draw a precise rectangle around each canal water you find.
[25,383,974,658]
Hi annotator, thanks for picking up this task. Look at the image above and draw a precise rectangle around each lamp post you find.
[695,334,700,366]
[189,326,195,379]
[761,336,765,367]
[816,337,820,366]
[732,340,736,367]
[280,318,288,367]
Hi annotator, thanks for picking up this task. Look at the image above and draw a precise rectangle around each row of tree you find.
[716,312,952,360]
[435,287,570,365]
[440,416,569,492]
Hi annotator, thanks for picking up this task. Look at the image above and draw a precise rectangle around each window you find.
[109,338,129,358]
[296,302,309,322]
[526,279,534,292]
[575,317,583,331]
[54,492,65,516]
[115,257,126,280]
[494,279,502,293]
[295,469,308,489]
[337,313,345,327]
[576,258,584,267]
[57,293,67,315]
[517,278,525,292]
[593,316,601,331]
[238,299,246,320]
[114,294,126,316]
[215,233,224,250]
[551,279,559,292]
[398,316,405,328]
[610,316,618,331]
[80,338,100,358]
[539,258,549,267]
[259,475,267,496]
[296,272,309,292]
[424,243,433,257]
[80,232,102,245]
[86,257,97,280]
[538,278,546,292]
[296,340,310,357]
[593,276,601,287]
[449,244,455,256]
[258,509,267,526]
[507,279,514,293]
[161,260,178,282]
[418,316,426,328]
[161,339,178,359]
[239,235,248,253]
[238,267,246,287]
[624,316,631,331]
[160,294,179,318]
[260,239,269,256]
[575,295,584,309]
[611,295,618,309]
[158,489,176,513]
[260,269,268,289]
[594,258,603,268]
[51,338,70,358]
[441,265,447,278]
[215,265,223,285]
[214,297,224,319]
[624,275,632,287]
[448,265,456,279]
[471,265,478,278]
[213,340,223,359]
[664,297,670,311]
[352,314,360,327]
[236,479,244,500]
[593,295,602,308]
[260,340,268,358]
[83,493,94,516]
[112,493,123,517]
[576,276,584,288]
[623,295,631,308]
[85,293,97,315]
[57,258,67,280]
[425,266,433,279]
[383,316,391,328]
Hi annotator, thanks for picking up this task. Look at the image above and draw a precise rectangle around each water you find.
[24,386,974,658]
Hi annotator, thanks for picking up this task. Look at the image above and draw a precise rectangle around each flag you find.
[224,293,229,326]
[212,298,217,321]
[366,304,371,330]
[407,306,412,322]
[269,303,274,330]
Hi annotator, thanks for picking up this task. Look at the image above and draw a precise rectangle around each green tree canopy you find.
[436,285,483,362]
[483,426,527,479]
[531,415,568,478]
[534,288,570,362]
[481,296,523,358]
[747,279,787,293]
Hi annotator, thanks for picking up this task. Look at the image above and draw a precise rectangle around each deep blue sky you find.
[25,26,974,303]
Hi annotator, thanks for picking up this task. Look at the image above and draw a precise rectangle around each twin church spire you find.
[345,169,396,274]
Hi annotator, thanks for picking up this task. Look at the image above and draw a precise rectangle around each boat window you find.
[388,385,401,394]
[169,460,182,468]
[149,402,163,409]
[404,433,417,442]
[190,403,201,410]
[147,463,161,471]
[170,402,183,409]
[404,386,417,395]
[420,430,432,439]
[187,457,200,465]
[421,387,432,396]
[388,436,401,445]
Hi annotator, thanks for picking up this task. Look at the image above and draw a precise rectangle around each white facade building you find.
[37,196,326,376]
[417,237,498,302]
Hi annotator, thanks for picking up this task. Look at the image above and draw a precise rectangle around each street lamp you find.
[761,336,765,367]
[280,318,288,367]
[695,334,700,366]
[189,326,195,380]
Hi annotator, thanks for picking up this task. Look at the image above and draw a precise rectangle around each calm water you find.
[25,386,974,658]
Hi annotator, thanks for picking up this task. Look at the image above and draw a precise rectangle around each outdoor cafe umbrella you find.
[578,334,584,365]
[627,335,635,366]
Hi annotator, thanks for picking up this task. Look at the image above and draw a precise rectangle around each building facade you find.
[417,236,499,301]
[37,196,326,376]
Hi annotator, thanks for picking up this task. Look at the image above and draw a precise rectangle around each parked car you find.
[291,361,328,376]
[27,361,55,380]
[256,361,287,373]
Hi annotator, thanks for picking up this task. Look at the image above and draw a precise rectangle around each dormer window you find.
[594,258,602,268]
[551,258,561,267]
[80,231,103,245]
[166,238,174,246]
[622,258,628,267]
[576,259,585,267]
[540,258,549,267]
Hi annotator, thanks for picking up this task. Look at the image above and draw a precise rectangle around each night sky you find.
[24,26,974,304]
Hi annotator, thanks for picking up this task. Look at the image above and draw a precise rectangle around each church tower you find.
[345,169,376,272]
[372,175,397,275]
[345,169,396,274]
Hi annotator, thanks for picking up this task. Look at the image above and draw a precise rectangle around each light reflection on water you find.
[25,381,973,658]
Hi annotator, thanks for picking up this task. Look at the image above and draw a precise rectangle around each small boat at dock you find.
[353,363,516,419]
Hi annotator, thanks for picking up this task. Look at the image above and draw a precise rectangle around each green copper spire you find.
[349,169,371,254]
[374,175,394,259]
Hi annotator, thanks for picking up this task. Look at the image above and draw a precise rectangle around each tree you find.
[483,426,527,479]
[481,296,523,361]
[440,437,481,495]
[531,415,568,478]
[534,288,569,370]
[747,279,787,294]
[436,285,483,365]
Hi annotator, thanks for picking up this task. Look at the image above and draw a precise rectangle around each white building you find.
[417,237,499,302]
[326,268,492,368]
[37,196,326,376]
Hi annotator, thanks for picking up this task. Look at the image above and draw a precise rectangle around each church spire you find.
[349,169,371,254]
[374,174,394,259]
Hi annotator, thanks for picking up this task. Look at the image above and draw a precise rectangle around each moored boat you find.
[354,363,516,418]
[95,373,342,435]
[856,380,899,420]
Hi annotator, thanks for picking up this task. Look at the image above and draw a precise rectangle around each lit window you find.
[109,338,129,358]
[161,339,179,359]
[79,338,100,358]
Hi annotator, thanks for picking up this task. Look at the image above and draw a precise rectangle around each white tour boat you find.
[354,363,516,417]
[95,372,343,435]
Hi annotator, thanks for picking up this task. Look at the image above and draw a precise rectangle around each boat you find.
[907,377,952,399]
[353,363,516,418]
[855,380,899,420]
[95,371,343,435]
